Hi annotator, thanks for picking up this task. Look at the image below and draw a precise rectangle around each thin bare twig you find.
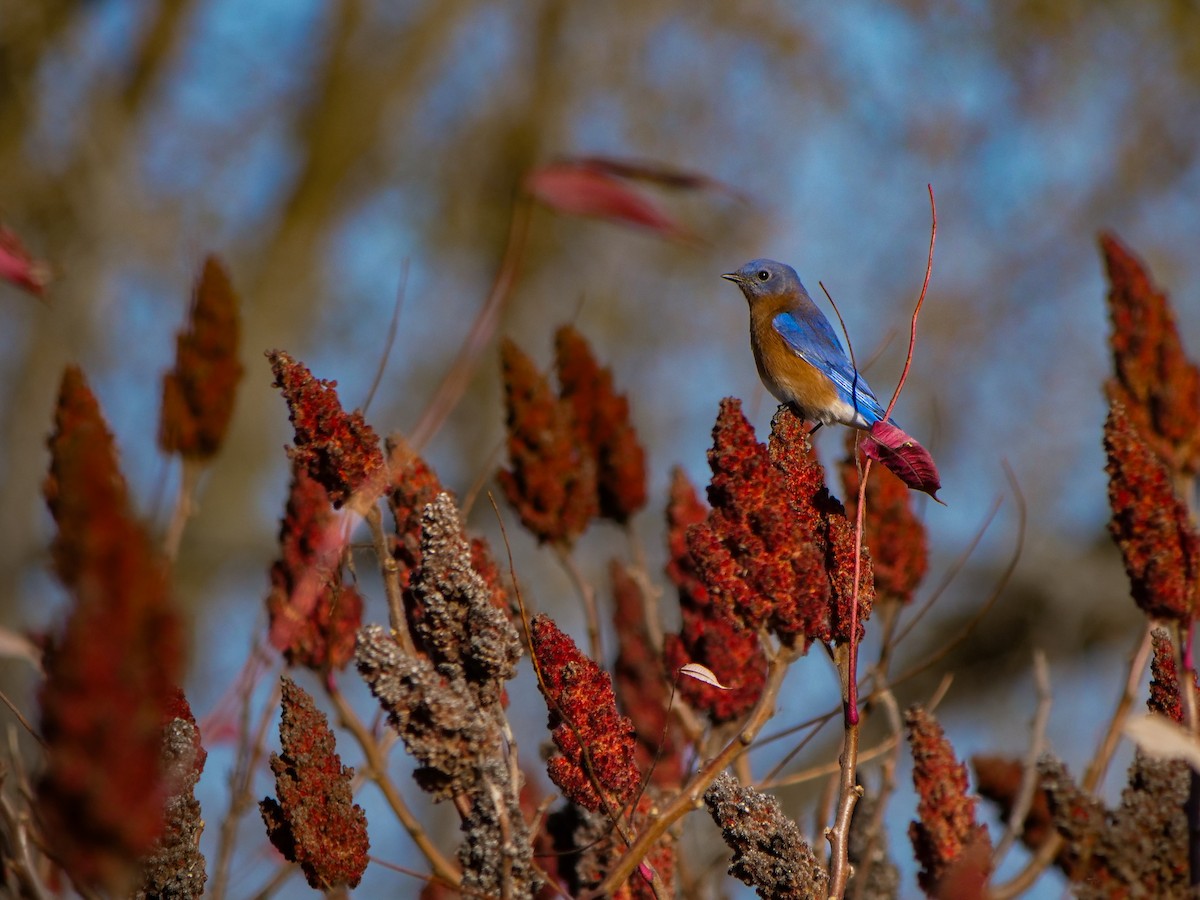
[888,494,1003,650]
[825,681,864,900]
[992,649,1052,866]
[0,791,51,900]
[826,642,864,900]
[883,184,937,419]
[162,458,201,563]
[364,504,416,656]
[0,727,51,900]
[410,196,533,450]
[460,433,507,519]
[816,286,869,900]
[761,732,899,791]
[362,258,409,415]
[850,680,904,900]
[0,689,43,748]
[845,447,873,729]
[988,826,1063,900]
[1084,623,1154,793]
[868,600,902,695]
[815,768,838,852]
[246,862,297,900]
[889,462,1026,689]
[367,856,502,899]
[211,672,282,900]
[759,698,838,788]
[624,524,667,655]
[554,544,603,663]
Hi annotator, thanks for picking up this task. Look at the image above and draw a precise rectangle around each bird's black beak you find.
[721,272,742,285]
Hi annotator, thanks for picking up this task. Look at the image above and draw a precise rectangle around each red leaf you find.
[573,155,743,198]
[0,226,51,298]
[524,161,688,239]
[862,421,944,502]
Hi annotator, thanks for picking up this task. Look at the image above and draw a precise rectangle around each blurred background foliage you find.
[2,0,1200,895]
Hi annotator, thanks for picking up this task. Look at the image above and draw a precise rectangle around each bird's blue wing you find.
[771,310,887,425]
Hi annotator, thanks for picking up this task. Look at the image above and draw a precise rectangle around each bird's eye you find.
[756,270,771,282]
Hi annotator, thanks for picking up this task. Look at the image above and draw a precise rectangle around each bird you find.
[721,258,887,431]
[722,258,944,499]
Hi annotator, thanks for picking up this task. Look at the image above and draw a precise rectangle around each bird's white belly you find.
[766,369,867,429]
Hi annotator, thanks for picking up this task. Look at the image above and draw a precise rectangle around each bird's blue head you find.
[720,258,804,304]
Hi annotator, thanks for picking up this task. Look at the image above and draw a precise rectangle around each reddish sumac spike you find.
[356,492,533,892]
[666,403,878,725]
[357,493,525,836]
[386,434,446,588]
[266,349,384,509]
[665,466,709,600]
[159,256,243,460]
[770,408,876,645]
[704,772,828,897]
[40,366,185,893]
[405,493,522,705]
[1104,401,1200,622]
[357,624,491,801]
[44,367,131,585]
[469,536,512,617]
[907,706,991,896]
[1149,629,1186,723]
[824,508,876,646]
[684,516,771,632]
[385,441,513,644]
[265,464,362,670]
[530,614,640,812]
[1102,232,1200,476]
[690,399,830,644]
[841,432,928,605]
[1039,752,1190,893]
[498,338,597,545]
[259,677,369,891]
[136,688,208,898]
[555,325,648,523]
[611,561,681,787]
[662,464,766,723]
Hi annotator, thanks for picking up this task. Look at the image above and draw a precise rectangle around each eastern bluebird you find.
[722,258,887,430]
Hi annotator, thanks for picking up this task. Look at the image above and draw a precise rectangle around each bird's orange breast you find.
[751,324,841,420]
